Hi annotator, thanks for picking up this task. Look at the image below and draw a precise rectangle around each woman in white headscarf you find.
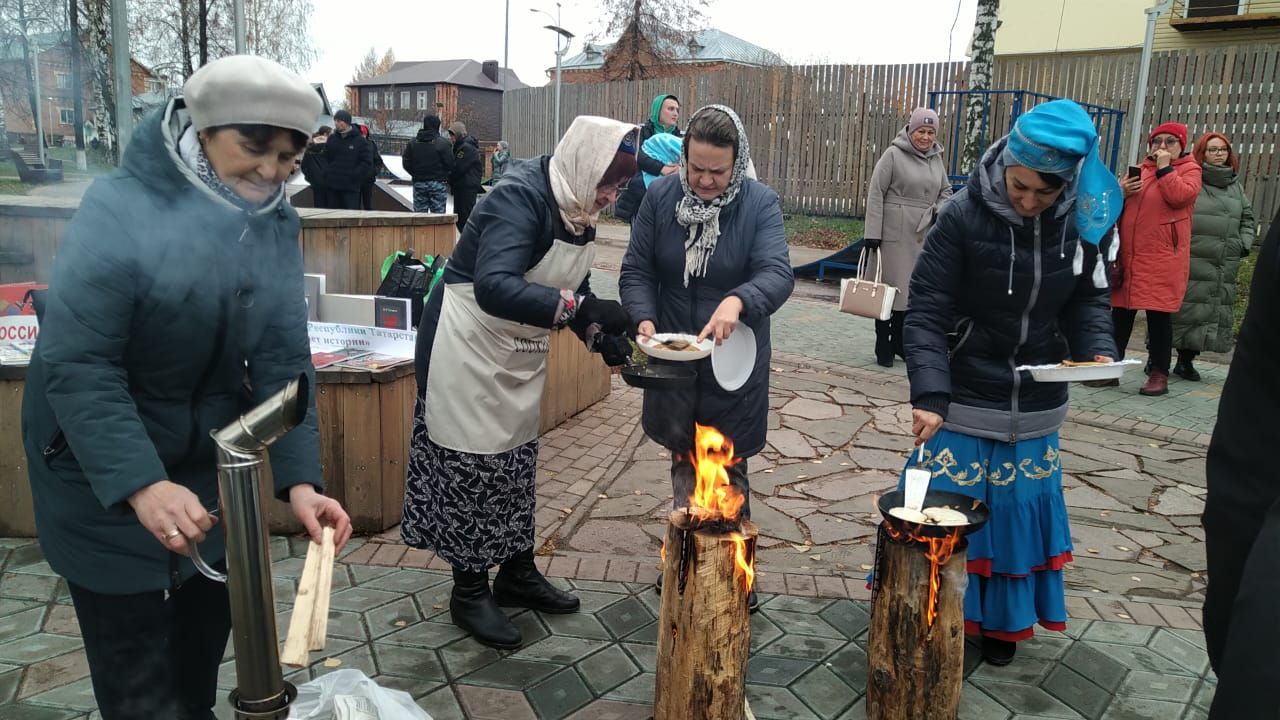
[403,116,639,649]
[620,105,795,612]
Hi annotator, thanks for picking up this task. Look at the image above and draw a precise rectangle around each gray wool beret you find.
[184,55,323,136]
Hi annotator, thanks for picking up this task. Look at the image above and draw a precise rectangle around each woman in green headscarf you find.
[615,93,681,221]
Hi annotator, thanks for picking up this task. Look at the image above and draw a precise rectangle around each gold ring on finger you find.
[165,528,182,540]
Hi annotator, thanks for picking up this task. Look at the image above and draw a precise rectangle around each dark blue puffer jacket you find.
[904,150,1116,442]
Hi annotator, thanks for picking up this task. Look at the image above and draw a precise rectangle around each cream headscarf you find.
[549,116,638,236]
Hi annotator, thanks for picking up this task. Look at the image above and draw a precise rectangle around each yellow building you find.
[995,0,1280,54]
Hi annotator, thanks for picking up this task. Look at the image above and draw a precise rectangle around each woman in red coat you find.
[1109,122,1202,396]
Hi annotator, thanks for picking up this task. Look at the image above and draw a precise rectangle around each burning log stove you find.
[654,425,758,720]
[866,490,989,720]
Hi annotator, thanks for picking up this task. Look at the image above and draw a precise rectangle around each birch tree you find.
[959,0,999,174]
[81,0,115,155]
[346,47,394,114]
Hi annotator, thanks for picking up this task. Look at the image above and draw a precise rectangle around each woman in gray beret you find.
[20,55,352,719]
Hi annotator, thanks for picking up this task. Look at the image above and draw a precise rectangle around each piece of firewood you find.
[866,536,967,720]
[280,533,324,667]
[654,511,758,720]
[308,527,336,651]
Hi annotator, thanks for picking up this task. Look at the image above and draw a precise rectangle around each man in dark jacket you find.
[402,115,455,213]
[448,121,483,231]
[318,109,374,210]
[1202,211,1280,718]
[300,126,332,208]
[357,123,383,210]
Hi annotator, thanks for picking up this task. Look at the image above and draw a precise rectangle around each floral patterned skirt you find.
[901,428,1074,641]
[401,396,537,572]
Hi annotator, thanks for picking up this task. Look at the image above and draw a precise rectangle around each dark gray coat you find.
[21,100,321,594]
[620,174,794,457]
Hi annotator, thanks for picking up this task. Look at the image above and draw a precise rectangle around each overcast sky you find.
[306,0,980,105]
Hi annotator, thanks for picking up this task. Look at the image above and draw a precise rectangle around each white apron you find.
[424,238,595,454]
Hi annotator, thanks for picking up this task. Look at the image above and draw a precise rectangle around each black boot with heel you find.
[492,550,580,613]
[450,568,523,649]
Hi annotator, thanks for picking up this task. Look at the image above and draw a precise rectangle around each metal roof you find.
[560,28,784,70]
[348,59,528,91]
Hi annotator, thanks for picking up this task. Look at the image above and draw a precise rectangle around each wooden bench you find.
[9,149,63,184]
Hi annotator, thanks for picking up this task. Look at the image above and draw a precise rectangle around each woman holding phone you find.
[1102,122,1202,396]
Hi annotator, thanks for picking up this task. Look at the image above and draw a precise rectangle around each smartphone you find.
[1127,166,1142,180]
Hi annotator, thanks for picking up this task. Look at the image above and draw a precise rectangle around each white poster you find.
[307,321,416,359]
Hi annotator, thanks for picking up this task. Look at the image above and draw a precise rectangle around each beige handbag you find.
[838,248,898,322]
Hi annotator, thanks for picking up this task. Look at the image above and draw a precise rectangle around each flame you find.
[686,424,754,591]
[690,424,744,520]
[882,521,963,627]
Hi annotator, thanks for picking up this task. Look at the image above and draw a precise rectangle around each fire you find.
[883,521,963,626]
[687,424,754,591]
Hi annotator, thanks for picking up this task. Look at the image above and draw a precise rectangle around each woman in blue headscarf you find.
[903,99,1121,666]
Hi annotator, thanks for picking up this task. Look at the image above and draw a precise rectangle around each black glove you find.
[575,297,632,336]
[862,237,882,250]
[595,333,633,367]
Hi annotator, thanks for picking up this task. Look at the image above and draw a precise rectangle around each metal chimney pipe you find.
[209,374,309,719]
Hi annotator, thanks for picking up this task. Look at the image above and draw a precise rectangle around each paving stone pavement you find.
[0,537,1216,720]
[0,254,1222,717]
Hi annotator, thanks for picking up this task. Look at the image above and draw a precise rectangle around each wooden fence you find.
[502,44,1279,232]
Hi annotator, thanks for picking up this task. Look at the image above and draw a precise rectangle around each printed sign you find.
[0,315,39,343]
[307,321,415,359]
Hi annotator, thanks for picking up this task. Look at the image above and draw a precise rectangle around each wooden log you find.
[308,527,337,651]
[654,511,758,720]
[866,535,968,720]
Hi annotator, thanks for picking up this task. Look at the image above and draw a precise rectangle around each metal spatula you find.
[904,445,931,513]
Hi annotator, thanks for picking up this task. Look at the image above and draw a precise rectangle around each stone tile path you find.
[0,240,1226,717]
[0,538,1216,720]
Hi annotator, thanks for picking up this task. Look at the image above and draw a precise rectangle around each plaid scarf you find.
[675,105,752,287]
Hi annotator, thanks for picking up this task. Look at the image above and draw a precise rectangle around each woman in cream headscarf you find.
[403,116,639,649]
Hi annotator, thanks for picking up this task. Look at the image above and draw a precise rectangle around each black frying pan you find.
[619,360,697,391]
[877,490,990,538]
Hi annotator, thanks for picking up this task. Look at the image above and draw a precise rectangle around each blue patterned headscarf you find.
[1003,99,1122,245]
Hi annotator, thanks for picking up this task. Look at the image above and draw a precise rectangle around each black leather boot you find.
[874,319,894,367]
[493,550,580,613]
[890,311,906,360]
[450,568,522,649]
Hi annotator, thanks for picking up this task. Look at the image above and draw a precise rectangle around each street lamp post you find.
[31,41,45,166]
[1129,0,1173,163]
[530,4,573,143]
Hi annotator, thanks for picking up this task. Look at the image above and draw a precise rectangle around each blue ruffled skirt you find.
[899,429,1073,640]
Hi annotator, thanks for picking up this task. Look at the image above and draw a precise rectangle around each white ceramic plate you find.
[1016,358,1143,383]
[637,333,713,361]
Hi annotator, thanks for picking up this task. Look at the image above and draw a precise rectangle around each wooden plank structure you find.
[503,44,1279,234]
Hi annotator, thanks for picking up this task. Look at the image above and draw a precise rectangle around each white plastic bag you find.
[288,669,432,720]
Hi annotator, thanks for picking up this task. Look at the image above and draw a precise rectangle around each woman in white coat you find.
[863,107,953,366]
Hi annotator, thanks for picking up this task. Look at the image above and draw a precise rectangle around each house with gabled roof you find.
[346,59,527,142]
[559,27,784,84]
